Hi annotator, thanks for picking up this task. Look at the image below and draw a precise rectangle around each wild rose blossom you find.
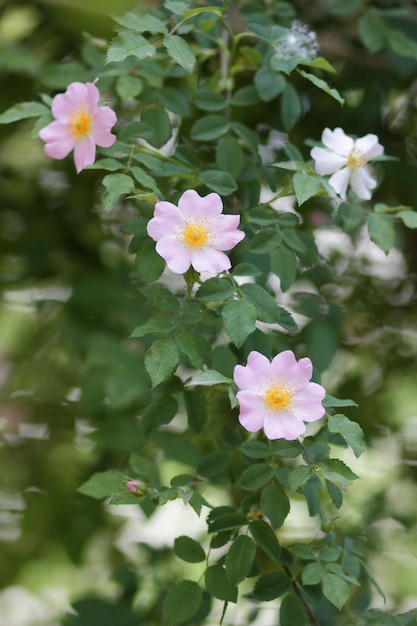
[233,350,326,440]
[126,480,145,494]
[311,127,384,200]
[147,189,245,274]
[39,79,117,173]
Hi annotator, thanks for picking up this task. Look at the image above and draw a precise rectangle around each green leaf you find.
[293,172,322,205]
[159,86,191,117]
[367,213,396,254]
[241,440,270,459]
[281,83,301,131]
[249,519,281,561]
[216,135,244,178]
[316,459,359,487]
[184,388,208,432]
[130,318,173,338]
[196,276,235,302]
[240,283,282,324]
[187,370,230,386]
[140,285,180,312]
[131,166,161,195]
[328,414,364,458]
[199,169,238,195]
[297,69,345,105]
[197,450,230,478]
[139,108,171,148]
[208,512,248,533]
[260,482,290,529]
[164,34,196,72]
[287,465,313,492]
[385,27,417,62]
[231,121,260,154]
[252,571,291,601]
[323,394,358,408]
[106,31,155,63]
[135,238,166,284]
[78,470,124,500]
[241,463,275,490]
[183,6,223,17]
[329,0,362,15]
[225,535,256,585]
[271,245,297,292]
[163,580,202,624]
[191,115,230,141]
[0,101,49,124]
[222,299,257,348]
[254,66,286,101]
[322,572,350,610]
[302,562,325,585]
[144,338,181,387]
[205,565,238,603]
[280,592,307,626]
[141,394,178,437]
[358,14,385,52]
[338,202,364,232]
[116,75,143,100]
[231,85,261,107]
[398,210,417,229]
[173,327,204,369]
[194,89,227,112]
[112,11,167,34]
[174,536,206,563]
[102,174,135,213]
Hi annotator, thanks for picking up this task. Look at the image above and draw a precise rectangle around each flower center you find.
[263,384,293,411]
[346,147,365,169]
[69,106,92,140]
[181,219,210,250]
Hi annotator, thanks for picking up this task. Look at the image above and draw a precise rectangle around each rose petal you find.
[321,127,354,156]
[92,107,117,147]
[178,189,223,219]
[328,167,351,199]
[270,351,313,391]
[236,390,266,432]
[234,351,271,392]
[147,202,185,240]
[311,147,347,175]
[263,412,306,440]
[190,246,231,273]
[350,167,376,200]
[155,237,191,274]
[73,135,96,173]
[355,134,384,160]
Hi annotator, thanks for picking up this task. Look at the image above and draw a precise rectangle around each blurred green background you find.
[1,0,417,624]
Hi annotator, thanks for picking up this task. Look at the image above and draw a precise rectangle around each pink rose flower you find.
[39,79,117,173]
[233,350,326,440]
[146,189,245,274]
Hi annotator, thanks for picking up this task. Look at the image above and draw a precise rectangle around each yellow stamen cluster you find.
[181,219,210,250]
[69,106,92,140]
[263,383,293,411]
[346,147,366,170]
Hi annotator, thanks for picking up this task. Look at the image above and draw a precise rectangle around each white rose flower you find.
[311,127,384,200]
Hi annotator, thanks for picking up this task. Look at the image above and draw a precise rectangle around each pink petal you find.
[328,167,351,200]
[147,201,185,241]
[52,82,90,120]
[234,351,271,392]
[350,167,376,200]
[189,246,231,273]
[322,127,353,156]
[84,81,101,113]
[178,189,223,219]
[73,135,96,173]
[211,215,245,250]
[236,390,266,432]
[311,147,347,175]
[92,106,117,147]
[270,351,313,391]
[354,134,384,160]
[293,382,326,422]
[39,120,71,143]
[263,411,306,440]
[155,237,191,273]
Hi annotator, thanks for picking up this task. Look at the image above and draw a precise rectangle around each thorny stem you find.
[284,565,321,626]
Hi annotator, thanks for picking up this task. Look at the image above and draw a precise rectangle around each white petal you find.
[328,167,351,200]
[354,134,384,160]
[350,167,377,200]
[322,127,353,156]
[311,147,347,175]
